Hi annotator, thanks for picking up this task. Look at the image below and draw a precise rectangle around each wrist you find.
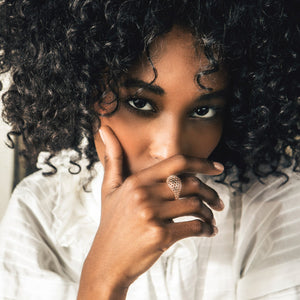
[77,260,129,300]
[77,283,128,300]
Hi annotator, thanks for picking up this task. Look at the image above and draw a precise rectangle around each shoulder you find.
[244,168,300,203]
[235,169,300,298]
[1,168,61,236]
[238,168,300,232]
[1,150,103,249]
[8,150,91,220]
[237,167,300,241]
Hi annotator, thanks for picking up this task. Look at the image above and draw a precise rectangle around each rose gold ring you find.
[166,175,182,200]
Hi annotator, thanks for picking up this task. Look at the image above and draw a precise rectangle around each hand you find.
[77,126,224,299]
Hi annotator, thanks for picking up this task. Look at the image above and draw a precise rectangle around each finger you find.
[165,219,218,246]
[99,126,124,191]
[135,154,224,184]
[181,176,224,211]
[147,176,224,210]
[158,197,215,224]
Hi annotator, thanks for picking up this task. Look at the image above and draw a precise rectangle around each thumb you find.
[99,126,124,192]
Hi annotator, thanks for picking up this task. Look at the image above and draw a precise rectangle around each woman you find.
[0,1,299,299]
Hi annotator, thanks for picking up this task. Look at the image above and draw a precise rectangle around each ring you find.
[166,175,182,200]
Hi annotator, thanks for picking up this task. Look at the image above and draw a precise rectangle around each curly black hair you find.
[0,0,299,190]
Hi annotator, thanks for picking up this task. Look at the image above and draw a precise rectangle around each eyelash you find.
[123,97,224,119]
[123,97,157,117]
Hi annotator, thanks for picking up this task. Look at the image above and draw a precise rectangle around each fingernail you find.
[99,129,106,145]
[213,162,224,172]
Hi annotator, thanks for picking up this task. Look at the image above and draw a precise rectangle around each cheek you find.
[188,121,223,158]
[96,114,148,165]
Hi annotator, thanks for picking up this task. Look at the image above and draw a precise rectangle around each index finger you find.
[134,154,224,184]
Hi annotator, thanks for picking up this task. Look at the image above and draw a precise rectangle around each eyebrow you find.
[195,89,228,102]
[122,77,228,101]
[122,78,165,95]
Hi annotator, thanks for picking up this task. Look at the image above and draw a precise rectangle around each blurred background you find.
[0,72,33,220]
[0,71,13,219]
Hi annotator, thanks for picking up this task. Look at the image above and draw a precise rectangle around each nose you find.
[149,117,184,161]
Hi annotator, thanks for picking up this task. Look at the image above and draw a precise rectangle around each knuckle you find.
[201,159,214,172]
[188,197,202,211]
[207,190,219,204]
[123,176,137,190]
[189,197,213,221]
[202,208,214,223]
[174,154,188,169]
[186,176,202,193]
[148,225,166,244]
[124,175,144,193]
[207,208,214,221]
[190,176,201,187]
[139,206,155,221]
[191,220,215,236]
[132,187,148,204]
[190,219,203,235]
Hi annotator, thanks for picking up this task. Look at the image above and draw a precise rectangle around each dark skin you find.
[77,26,228,299]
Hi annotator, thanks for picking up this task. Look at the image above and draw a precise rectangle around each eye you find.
[191,106,217,119]
[127,98,154,111]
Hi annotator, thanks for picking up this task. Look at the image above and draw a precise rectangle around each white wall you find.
[0,72,13,220]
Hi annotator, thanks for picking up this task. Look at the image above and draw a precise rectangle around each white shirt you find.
[0,151,300,299]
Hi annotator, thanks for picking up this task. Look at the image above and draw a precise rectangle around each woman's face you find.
[95,26,229,176]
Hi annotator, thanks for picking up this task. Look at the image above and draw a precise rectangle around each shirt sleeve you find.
[0,173,79,300]
[235,171,300,299]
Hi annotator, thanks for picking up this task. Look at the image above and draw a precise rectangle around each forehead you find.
[127,26,229,92]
